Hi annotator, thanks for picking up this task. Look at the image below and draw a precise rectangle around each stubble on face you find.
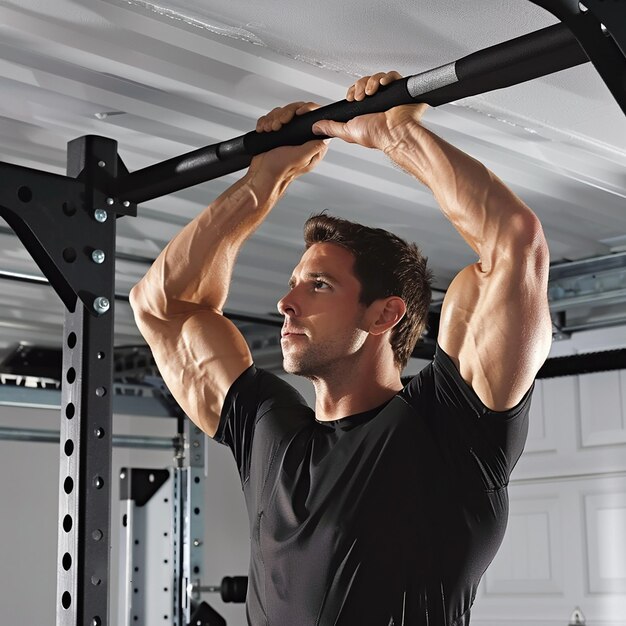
[282,315,368,380]
[280,242,370,381]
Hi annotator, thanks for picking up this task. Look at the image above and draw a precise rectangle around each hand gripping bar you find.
[116,22,587,204]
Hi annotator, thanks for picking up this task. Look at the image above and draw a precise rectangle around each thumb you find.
[312,120,352,142]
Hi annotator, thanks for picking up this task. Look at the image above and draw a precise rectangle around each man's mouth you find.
[281,329,307,338]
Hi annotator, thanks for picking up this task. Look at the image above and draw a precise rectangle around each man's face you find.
[277,242,370,377]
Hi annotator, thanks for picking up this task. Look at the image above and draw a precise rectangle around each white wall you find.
[0,405,250,625]
[1,328,625,625]
[472,324,626,626]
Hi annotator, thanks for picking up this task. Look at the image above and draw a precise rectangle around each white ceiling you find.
[0,0,625,355]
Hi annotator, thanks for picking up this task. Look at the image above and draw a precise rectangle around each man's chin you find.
[282,356,312,377]
[282,358,301,375]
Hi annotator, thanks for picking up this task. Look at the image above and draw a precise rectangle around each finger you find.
[365,72,387,96]
[280,101,308,123]
[295,102,320,115]
[278,108,296,125]
[312,120,354,143]
[379,70,403,86]
[261,107,282,132]
[256,111,274,132]
[260,102,310,132]
[269,102,318,130]
[353,76,370,101]
[273,106,288,130]
[346,82,358,101]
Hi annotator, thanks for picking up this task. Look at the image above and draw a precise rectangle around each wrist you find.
[242,168,292,211]
[382,105,425,150]
[383,114,434,185]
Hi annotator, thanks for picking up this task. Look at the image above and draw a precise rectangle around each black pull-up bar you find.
[116,22,588,204]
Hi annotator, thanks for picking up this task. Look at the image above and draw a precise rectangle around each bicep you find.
[133,308,253,437]
[437,244,552,411]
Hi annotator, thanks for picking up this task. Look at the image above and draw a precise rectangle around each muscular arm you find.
[386,119,552,410]
[129,173,277,436]
[313,73,552,411]
[130,106,328,436]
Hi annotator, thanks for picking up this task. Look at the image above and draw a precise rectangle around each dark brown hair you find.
[303,212,433,370]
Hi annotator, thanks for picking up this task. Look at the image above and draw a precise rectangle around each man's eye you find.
[314,280,329,290]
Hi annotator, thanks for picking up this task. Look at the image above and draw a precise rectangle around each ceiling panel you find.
[0,0,625,356]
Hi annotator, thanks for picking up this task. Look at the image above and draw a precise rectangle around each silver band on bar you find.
[407,62,458,98]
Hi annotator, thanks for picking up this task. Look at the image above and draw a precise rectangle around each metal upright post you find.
[56,136,119,626]
[1,135,136,625]
[118,468,173,626]
[173,419,206,626]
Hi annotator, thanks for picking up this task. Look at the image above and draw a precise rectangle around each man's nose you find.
[277,290,298,317]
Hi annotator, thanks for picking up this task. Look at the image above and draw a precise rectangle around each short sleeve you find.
[213,365,311,484]
[401,343,533,491]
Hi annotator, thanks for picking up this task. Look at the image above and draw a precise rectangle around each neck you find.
[311,354,403,422]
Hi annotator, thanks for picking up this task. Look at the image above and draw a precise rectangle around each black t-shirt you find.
[214,344,532,626]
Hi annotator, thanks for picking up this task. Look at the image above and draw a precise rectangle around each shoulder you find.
[214,364,312,441]
[223,365,310,416]
[400,343,534,421]
[399,344,533,481]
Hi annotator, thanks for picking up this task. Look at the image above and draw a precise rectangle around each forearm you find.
[386,119,544,268]
[131,170,285,317]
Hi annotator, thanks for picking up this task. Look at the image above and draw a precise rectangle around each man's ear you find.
[368,297,406,336]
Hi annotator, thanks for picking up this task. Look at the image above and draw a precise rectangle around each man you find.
[130,71,553,625]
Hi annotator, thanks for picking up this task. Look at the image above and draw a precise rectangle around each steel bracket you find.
[0,136,136,313]
[527,0,626,114]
